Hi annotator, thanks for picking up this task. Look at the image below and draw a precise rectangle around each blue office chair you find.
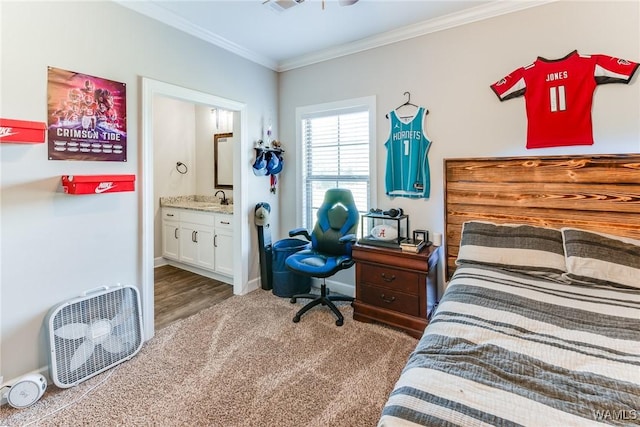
[286,188,359,326]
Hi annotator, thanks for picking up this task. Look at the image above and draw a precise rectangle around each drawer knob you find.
[380,294,396,304]
[381,273,396,282]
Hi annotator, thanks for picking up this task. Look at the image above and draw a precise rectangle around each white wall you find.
[278,1,640,296]
[1,1,278,381]
[152,96,196,258]
[154,97,197,198]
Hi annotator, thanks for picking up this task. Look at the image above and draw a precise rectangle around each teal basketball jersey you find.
[384,107,431,198]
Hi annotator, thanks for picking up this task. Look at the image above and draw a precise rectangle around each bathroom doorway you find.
[140,78,250,340]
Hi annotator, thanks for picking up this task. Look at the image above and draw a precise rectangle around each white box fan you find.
[46,285,144,388]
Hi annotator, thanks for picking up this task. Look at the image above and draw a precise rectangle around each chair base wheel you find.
[290,284,353,326]
[290,297,297,304]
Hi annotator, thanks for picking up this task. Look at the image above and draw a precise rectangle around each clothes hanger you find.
[386,92,429,119]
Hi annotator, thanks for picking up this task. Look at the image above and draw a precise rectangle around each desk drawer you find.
[360,264,419,294]
[360,284,420,317]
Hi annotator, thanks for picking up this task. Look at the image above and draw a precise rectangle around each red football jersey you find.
[491,51,638,149]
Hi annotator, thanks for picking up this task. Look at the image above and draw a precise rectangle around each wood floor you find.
[154,264,233,330]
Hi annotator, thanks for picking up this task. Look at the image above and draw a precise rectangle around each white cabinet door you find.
[179,223,198,265]
[162,220,180,260]
[195,227,215,270]
[179,223,215,270]
[214,227,234,276]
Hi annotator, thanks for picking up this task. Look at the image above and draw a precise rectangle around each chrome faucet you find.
[214,190,228,205]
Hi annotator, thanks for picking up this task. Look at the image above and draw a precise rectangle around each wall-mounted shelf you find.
[0,118,46,144]
[61,174,136,194]
[254,146,284,154]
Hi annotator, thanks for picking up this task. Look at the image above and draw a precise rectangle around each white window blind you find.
[301,109,370,229]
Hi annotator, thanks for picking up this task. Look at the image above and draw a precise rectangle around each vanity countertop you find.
[160,195,233,214]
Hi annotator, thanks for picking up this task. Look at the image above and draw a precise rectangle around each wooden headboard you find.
[444,154,640,280]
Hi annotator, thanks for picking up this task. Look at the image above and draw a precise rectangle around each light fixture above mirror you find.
[211,108,234,133]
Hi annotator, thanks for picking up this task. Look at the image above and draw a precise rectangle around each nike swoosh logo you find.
[95,183,116,193]
[0,129,18,138]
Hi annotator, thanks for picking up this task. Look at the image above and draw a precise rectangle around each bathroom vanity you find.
[160,196,233,284]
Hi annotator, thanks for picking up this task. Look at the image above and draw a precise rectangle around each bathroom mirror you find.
[214,132,233,189]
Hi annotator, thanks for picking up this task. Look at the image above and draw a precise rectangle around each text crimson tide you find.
[56,127,122,141]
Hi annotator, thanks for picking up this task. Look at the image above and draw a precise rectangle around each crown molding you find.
[113,1,278,70]
[278,1,557,71]
[114,0,556,73]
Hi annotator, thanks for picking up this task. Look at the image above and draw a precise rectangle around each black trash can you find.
[272,238,311,297]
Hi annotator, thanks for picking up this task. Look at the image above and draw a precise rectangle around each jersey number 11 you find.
[549,85,566,112]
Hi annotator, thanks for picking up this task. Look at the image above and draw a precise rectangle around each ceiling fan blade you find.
[69,340,96,371]
[339,0,358,5]
[54,323,89,340]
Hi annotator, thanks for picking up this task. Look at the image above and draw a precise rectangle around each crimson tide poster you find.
[47,67,127,161]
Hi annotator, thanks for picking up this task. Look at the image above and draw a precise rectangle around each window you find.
[296,97,376,231]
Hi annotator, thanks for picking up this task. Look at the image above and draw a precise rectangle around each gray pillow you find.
[456,221,566,274]
[562,228,640,289]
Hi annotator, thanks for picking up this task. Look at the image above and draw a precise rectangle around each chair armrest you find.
[339,234,357,245]
[289,228,311,241]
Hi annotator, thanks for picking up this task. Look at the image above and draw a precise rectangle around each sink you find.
[193,202,233,213]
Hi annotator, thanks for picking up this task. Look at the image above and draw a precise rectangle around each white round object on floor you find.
[6,374,47,408]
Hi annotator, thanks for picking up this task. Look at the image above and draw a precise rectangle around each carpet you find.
[0,289,418,426]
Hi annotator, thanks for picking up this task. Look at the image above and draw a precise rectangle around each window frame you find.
[295,96,377,230]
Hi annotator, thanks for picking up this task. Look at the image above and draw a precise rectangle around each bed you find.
[378,154,640,426]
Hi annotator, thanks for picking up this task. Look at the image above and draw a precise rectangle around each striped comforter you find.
[378,265,640,426]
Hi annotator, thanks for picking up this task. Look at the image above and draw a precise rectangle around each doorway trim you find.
[141,77,249,340]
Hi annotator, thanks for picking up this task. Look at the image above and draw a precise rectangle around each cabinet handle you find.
[192,231,198,243]
[174,228,178,239]
[381,273,396,282]
[166,213,174,217]
[220,221,230,225]
[214,235,218,247]
[380,294,396,304]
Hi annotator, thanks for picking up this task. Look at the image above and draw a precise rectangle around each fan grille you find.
[48,286,143,388]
